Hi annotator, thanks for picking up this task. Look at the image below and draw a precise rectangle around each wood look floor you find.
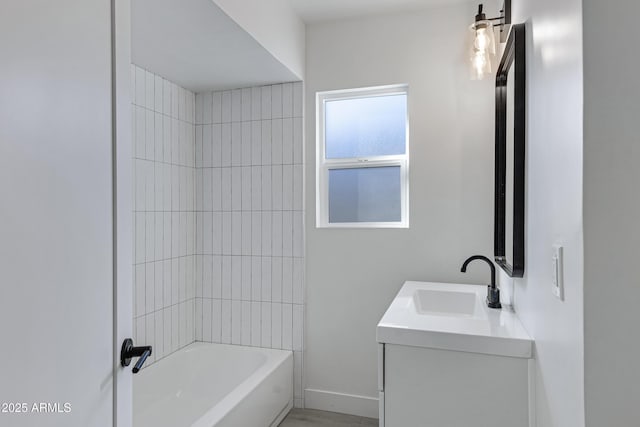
[279,409,378,427]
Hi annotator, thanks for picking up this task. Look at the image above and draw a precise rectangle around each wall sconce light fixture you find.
[469,1,511,80]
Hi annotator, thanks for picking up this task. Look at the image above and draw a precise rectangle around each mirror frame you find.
[495,23,526,278]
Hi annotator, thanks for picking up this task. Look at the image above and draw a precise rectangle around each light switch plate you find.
[552,244,564,300]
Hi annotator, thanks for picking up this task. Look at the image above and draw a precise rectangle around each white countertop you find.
[376,281,533,358]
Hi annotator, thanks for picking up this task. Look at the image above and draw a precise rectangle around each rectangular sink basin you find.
[377,281,532,358]
[413,289,477,317]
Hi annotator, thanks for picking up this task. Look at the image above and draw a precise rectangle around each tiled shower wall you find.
[131,65,196,365]
[193,83,305,407]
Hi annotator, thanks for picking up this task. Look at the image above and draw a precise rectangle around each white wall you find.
[504,0,585,425]
[132,65,197,365]
[583,1,640,425]
[304,3,496,417]
[193,83,305,408]
[212,0,305,80]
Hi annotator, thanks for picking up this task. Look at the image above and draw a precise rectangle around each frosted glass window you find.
[325,94,407,159]
[316,85,409,228]
[328,167,401,223]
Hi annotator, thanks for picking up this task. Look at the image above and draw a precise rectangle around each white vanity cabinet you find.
[376,281,533,427]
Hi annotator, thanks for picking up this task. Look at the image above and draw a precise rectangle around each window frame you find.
[316,84,410,229]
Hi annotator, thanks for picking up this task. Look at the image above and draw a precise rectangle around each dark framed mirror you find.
[495,23,525,277]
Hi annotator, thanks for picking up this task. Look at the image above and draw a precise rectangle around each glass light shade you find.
[469,20,496,80]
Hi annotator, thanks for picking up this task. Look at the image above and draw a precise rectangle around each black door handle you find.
[120,338,152,373]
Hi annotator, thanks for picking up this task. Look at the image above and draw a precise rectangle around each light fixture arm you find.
[474,2,511,43]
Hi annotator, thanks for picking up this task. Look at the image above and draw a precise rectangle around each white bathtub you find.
[134,342,293,427]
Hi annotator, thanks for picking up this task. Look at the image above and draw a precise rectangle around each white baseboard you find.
[304,388,379,419]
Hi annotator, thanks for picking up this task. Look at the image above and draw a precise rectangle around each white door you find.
[0,1,132,426]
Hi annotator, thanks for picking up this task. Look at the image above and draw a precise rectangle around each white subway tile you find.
[145,212,155,262]
[282,83,293,118]
[272,211,283,256]
[179,301,187,348]
[221,91,232,123]
[212,124,222,167]
[212,255,222,298]
[195,126,203,169]
[221,255,232,299]
[282,211,293,257]
[293,164,303,211]
[221,123,232,167]
[221,300,231,344]
[155,258,163,311]
[154,212,163,260]
[163,260,172,308]
[241,122,252,166]
[242,256,252,300]
[202,168,212,211]
[212,299,222,342]
[231,300,242,344]
[145,70,154,109]
[221,168,232,211]
[241,88,251,121]
[135,106,146,158]
[163,116,171,164]
[242,211,252,256]
[163,212,171,259]
[241,301,251,345]
[242,167,252,211]
[231,255,242,300]
[135,316,145,349]
[261,166,272,211]
[134,66,145,106]
[155,112,164,164]
[232,89,242,122]
[171,258,180,305]
[146,314,156,363]
[272,119,283,165]
[282,303,293,350]
[195,93,203,125]
[261,211,272,256]
[222,212,232,255]
[164,308,172,354]
[272,256,282,303]
[231,167,242,211]
[231,122,242,167]
[212,212,223,254]
[261,120,272,165]
[293,212,304,258]
[261,86,271,119]
[282,118,293,164]
[231,212,242,255]
[202,298,212,341]
[251,121,262,166]
[202,125,212,167]
[202,92,212,125]
[163,79,171,115]
[145,161,155,212]
[145,109,155,160]
[251,301,261,347]
[202,255,212,298]
[293,305,303,351]
[251,212,262,256]
[293,82,303,118]
[195,254,203,298]
[293,117,303,164]
[272,165,283,211]
[271,303,282,349]
[251,87,261,120]
[251,256,262,300]
[282,257,293,303]
[271,85,282,119]
[145,262,155,315]
[282,165,293,211]
[195,298,203,341]
[155,310,164,360]
[261,302,271,347]
[154,75,163,112]
[212,92,222,124]
[261,257,272,302]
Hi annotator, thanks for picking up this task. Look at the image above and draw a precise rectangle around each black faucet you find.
[120,338,152,374]
[460,255,501,309]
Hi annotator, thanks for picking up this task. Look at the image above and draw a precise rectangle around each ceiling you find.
[290,0,473,23]
[132,0,298,92]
